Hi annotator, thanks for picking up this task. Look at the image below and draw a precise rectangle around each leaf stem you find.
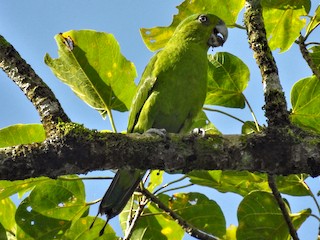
[153,175,188,195]
[106,108,117,133]
[244,96,260,131]
[203,107,245,124]
[156,183,194,196]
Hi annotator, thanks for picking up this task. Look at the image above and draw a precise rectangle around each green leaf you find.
[147,170,164,192]
[64,216,117,240]
[237,191,311,240]
[188,171,310,197]
[170,192,226,238]
[0,124,45,148]
[140,0,245,51]
[261,0,310,52]
[190,111,221,135]
[0,177,49,200]
[306,5,320,36]
[120,194,184,239]
[241,121,260,134]
[290,75,320,133]
[28,177,87,220]
[16,198,71,240]
[15,177,87,239]
[45,30,137,117]
[309,45,320,71]
[206,52,249,109]
[0,198,16,235]
[225,224,237,240]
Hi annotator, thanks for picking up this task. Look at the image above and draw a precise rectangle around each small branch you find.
[297,35,320,79]
[0,35,70,137]
[268,175,299,240]
[141,188,219,240]
[244,0,289,127]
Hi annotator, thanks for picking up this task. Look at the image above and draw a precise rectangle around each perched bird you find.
[93,13,228,235]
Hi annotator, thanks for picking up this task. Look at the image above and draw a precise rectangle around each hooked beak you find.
[208,20,228,47]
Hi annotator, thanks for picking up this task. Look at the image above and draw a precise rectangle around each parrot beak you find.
[208,20,228,47]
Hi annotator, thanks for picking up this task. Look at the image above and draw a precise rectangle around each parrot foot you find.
[192,128,206,137]
[145,128,167,138]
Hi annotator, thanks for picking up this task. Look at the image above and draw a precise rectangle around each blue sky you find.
[0,1,319,239]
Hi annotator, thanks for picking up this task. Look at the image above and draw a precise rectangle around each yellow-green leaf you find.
[0,124,45,148]
[170,192,226,238]
[262,0,310,52]
[290,75,320,133]
[206,52,249,108]
[237,191,311,240]
[140,0,245,51]
[306,5,320,36]
[45,30,137,118]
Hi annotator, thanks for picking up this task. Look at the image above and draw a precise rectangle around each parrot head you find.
[171,13,228,49]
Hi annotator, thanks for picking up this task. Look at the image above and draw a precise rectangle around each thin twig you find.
[203,107,245,124]
[268,175,299,240]
[0,35,70,137]
[141,188,220,240]
[153,175,188,195]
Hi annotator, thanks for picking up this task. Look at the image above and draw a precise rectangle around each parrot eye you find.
[198,15,209,24]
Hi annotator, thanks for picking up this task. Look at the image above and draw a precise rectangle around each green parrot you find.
[94,13,228,235]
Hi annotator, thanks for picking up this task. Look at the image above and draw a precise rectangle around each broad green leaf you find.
[0,177,49,200]
[63,216,117,240]
[188,171,310,196]
[306,5,320,36]
[16,198,71,240]
[290,75,320,133]
[0,124,45,148]
[0,198,16,234]
[237,191,311,240]
[147,170,164,192]
[28,177,87,220]
[170,192,226,238]
[140,0,245,51]
[45,30,137,118]
[206,52,249,108]
[190,110,221,135]
[262,0,310,52]
[120,194,184,239]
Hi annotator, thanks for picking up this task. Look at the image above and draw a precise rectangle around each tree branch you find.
[244,0,289,127]
[0,123,320,180]
[0,35,70,137]
[141,188,219,240]
[297,35,320,79]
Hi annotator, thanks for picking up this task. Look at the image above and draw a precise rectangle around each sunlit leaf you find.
[306,5,320,36]
[140,0,245,51]
[0,198,16,234]
[206,52,249,108]
[64,216,117,240]
[147,170,164,192]
[45,30,137,118]
[241,121,260,134]
[237,191,311,240]
[188,171,310,196]
[170,192,226,238]
[0,124,45,148]
[262,0,310,52]
[290,75,320,133]
[309,45,320,71]
[120,194,184,239]
[0,177,49,200]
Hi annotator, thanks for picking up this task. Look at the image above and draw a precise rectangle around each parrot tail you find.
[91,169,143,235]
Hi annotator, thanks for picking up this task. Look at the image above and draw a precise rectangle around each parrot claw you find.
[145,128,167,138]
[192,128,206,137]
